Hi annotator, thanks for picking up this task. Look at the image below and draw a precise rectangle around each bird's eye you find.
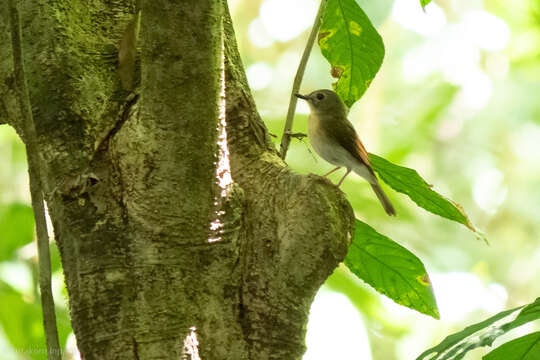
[316,93,325,100]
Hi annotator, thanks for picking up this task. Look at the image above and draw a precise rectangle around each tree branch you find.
[7,1,61,359]
[279,0,328,159]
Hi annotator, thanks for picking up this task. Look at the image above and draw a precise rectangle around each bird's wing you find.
[325,116,373,170]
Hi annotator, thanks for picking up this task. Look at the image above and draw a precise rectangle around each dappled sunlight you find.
[216,40,232,197]
[183,326,201,360]
[208,38,232,243]
[208,215,225,243]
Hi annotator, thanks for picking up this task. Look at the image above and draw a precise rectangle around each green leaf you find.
[484,332,540,360]
[0,280,47,359]
[507,297,540,329]
[0,279,72,359]
[417,298,540,360]
[421,0,432,8]
[369,153,482,238]
[0,203,35,262]
[318,0,384,107]
[345,219,439,319]
[416,306,522,360]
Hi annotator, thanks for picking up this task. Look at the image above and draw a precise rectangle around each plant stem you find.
[8,1,61,359]
[279,0,328,159]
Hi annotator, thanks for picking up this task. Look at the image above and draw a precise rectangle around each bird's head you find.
[295,89,347,117]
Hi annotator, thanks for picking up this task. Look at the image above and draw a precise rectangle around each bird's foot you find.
[286,131,308,140]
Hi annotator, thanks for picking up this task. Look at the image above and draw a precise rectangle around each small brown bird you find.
[295,89,396,216]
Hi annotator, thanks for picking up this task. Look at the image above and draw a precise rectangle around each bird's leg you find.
[323,166,341,177]
[336,168,352,187]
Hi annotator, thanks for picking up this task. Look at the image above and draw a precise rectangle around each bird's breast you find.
[308,114,345,167]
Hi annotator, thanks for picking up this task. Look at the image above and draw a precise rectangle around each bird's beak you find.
[294,93,310,101]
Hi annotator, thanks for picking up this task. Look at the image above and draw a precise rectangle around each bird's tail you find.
[370,181,396,216]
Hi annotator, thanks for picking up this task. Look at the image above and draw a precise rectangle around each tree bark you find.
[1,0,355,359]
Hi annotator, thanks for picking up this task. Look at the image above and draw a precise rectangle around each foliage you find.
[483,331,540,360]
[0,281,71,360]
[317,0,485,319]
[314,2,539,358]
[345,220,439,319]
[417,298,540,360]
[370,154,479,235]
[0,203,34,262]
[0,129,70,357]
[318,0,384,107]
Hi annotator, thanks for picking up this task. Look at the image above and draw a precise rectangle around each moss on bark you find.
[1,0,355,359]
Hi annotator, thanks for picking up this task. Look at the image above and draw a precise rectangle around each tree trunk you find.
[1,1,354,359]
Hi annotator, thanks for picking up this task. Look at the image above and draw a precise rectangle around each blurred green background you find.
[1,0,539,358]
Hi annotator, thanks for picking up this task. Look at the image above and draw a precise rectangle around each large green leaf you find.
[417,298,540,360]
[484,332,540,360]
[420,0,432,8]
[318,0,384,107]
[345,220,439,319]
[0,203,35,262]
[369,153,481,238]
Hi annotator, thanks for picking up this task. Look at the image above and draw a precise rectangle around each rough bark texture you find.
[0,0,355,359]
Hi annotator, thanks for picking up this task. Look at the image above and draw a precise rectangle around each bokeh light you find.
[259,0,318,42]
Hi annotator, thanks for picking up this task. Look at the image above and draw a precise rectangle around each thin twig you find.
[279,0,328,159]
[8,1,62,359]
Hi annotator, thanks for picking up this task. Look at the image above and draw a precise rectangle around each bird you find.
[295,89,396,216]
